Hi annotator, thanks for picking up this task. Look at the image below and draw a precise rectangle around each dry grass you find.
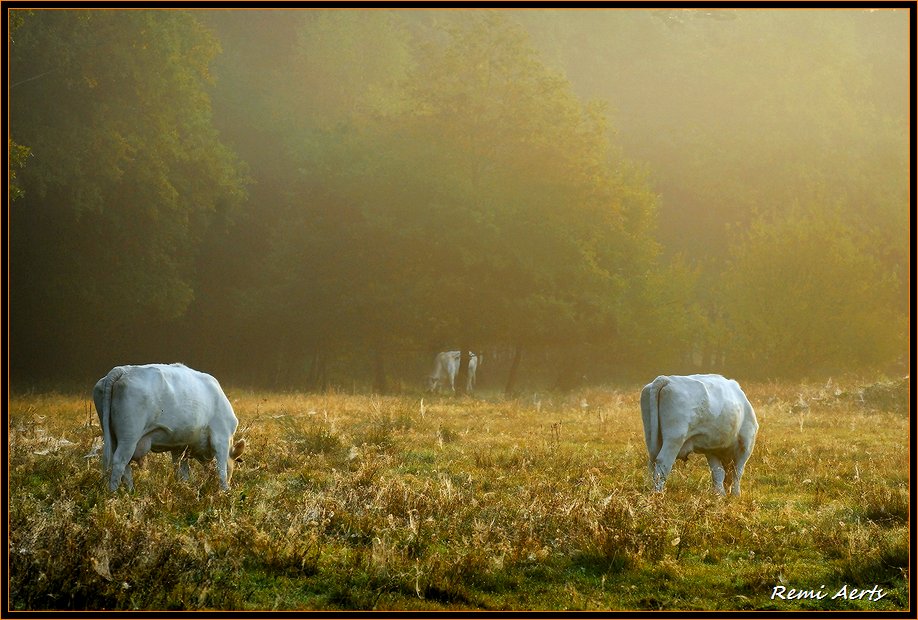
[7,377,910,610]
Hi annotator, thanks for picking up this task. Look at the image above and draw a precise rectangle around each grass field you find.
[8,377,910,611]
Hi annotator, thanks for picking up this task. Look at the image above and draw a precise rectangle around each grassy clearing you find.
[8,377,910,610]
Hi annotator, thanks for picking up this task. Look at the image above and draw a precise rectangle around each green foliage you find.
[8,138,31,201]
[8,8,29,37]
[525,10,907,255]
[216,11,670,387]
[722,204,906,377]
[9,10,248,377]
[518,10,908,374]
[286,11,415,126]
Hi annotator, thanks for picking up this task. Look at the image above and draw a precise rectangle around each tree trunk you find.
[273,348,288,390]
[317,352,328,391]
[307,349,329,392]
[553,349,583,392]
[504,345,523,396]
[372,348,388,394]
[703,341,715,370]
[306,349,318,388]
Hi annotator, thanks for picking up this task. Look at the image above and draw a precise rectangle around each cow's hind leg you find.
[731,438,755,496]
[109,443,138,491]
[705,454,727,496]
[121,462,135,490]
[652,439,683,492]
[647,457,657,488]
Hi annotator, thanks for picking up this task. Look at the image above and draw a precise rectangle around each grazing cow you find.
[427,351,480,393]
[640,374,758,496]
[92,363,245,492]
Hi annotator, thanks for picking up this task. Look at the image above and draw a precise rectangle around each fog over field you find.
[9,8,909,391]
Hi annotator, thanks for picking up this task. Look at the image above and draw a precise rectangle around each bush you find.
[860,377,909,414]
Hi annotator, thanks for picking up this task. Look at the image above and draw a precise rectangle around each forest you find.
[8,8,910,392]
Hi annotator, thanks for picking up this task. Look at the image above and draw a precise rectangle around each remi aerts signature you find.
[770,584,887,602]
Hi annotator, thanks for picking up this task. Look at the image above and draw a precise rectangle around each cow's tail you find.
[642,376,669,459]
[99,367,125,474]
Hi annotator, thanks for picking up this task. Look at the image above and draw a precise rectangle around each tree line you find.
[8,10,909,391]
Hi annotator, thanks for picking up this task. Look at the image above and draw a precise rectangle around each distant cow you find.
[92,363,245,492]
[640,374,758,496]
[427,351,480,393]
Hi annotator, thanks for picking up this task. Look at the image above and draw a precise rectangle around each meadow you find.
[7,377,910,611]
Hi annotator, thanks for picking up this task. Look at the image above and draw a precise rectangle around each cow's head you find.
[226,439,246,483]
[426,376,439,392]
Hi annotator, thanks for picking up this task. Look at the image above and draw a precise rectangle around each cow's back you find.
[684,374,754,425]
[112,364,237,440]
[434,351,460,378]
[658,374,751,450]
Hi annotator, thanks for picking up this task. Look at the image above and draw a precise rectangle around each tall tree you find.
[722,203,906,378]
[399,13,673,388]
[9,10,248,381]
[231,12,675,390]
[212,11,422,389]
[520,9,909,375]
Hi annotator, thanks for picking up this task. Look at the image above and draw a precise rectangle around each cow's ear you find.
[231,439,246,460]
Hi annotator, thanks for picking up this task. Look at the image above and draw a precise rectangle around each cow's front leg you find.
[212,441,232,491]
[171,449,191,481]
[705,454,727,496]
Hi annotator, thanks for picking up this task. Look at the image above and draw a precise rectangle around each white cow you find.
[640,374,758,496]
[427,351,479,393]
[92,363,245,492]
